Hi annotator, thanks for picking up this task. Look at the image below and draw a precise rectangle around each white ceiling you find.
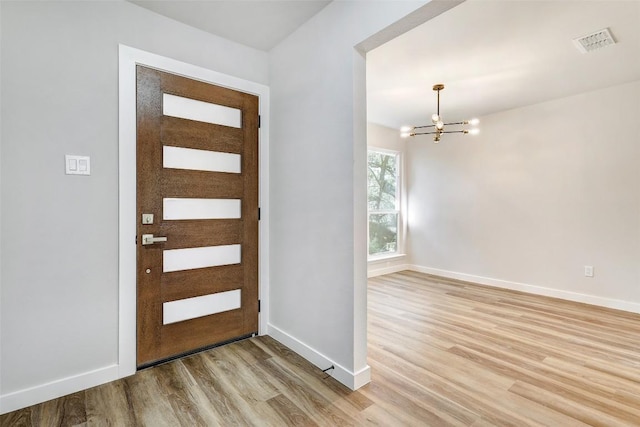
[129,0,331,51]
[367,0,640,129]
[129,0,640,128]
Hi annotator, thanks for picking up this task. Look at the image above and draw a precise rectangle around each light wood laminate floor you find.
[2,271,640,426]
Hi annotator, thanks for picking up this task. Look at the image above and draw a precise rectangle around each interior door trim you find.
[118,44,270,379]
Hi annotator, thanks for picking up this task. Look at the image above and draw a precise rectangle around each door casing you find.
[118,44,270,379]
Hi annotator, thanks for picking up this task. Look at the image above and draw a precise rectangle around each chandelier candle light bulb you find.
[400,126,415,138]
[401,84,480,142]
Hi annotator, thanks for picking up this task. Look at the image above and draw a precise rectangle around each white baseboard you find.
[352,364,372,389]
[408,264,640,314]
[0,364,119,415]
[267,324,370,390]
[368,263,410,278]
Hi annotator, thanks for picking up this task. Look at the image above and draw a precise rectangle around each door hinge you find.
[258,115,261,129]
[258,299,261,313]
[135,235,137,245]
[258,207,261,221]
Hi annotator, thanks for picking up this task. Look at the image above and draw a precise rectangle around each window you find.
[367,149,401,257]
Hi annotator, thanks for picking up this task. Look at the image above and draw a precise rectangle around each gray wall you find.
[268,0,429,379]
[0,0,267,397]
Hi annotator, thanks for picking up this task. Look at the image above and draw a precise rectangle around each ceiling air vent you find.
[573,28,616,53]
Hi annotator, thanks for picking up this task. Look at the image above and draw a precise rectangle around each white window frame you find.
[367,147,404,260]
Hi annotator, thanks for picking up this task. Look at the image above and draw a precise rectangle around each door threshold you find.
[137,332,257,371]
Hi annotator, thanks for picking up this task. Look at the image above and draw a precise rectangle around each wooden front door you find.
[136,65,259,367]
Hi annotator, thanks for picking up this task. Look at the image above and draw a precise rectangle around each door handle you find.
[142,234,168,245]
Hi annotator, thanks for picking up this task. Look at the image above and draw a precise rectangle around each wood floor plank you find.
[196,349,287,425]
[447,344,640,423]
[509,380,636,426]
[0,408,32,427]
[585,357,640,384]
[152,361,221,426]
[3,271,640,426]
[251,341,372,419]
[179,353,248,426]
[266,394,319,426]
[366,345,535,426]
[123,369,182,427]
[29,392,86,427]
[85,381,136,426]
[256,357,356,426]
[369,327,517,391]
[542,356,640,399]
[209,344,280,403]
[357,380,453,427]
[367,360,479,426]
[251,336,376,415]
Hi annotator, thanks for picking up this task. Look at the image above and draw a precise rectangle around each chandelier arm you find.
[412,126,472,134]
[412,122,470,129]
[412,131,440,136]
[413,124,436,129]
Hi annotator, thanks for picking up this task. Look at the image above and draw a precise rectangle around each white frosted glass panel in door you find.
[163,146,241,173]
[163,198,241,220]
[163,244,241,273]
[163,289,241,325]
[163,93,241,128]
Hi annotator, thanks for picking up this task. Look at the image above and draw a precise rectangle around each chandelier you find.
[400,84,479,143]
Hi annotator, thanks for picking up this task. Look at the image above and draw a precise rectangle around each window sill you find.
[368,253,407,264]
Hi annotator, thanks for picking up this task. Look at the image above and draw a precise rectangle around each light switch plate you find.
[65,155,91,175]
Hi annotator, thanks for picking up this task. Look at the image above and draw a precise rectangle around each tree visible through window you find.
[368,150,399,256]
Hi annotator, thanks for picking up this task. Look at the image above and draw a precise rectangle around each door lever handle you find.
[142,234,168,245]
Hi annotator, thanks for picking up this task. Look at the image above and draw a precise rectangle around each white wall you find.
[267,0,439,388]
[0,0,268,412]
[367,122,409,277]
[367,122,406,154]
[407,80,640,312]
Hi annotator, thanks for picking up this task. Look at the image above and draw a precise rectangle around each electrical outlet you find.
[584,266,594,277]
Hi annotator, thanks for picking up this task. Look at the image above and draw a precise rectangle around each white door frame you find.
[118,44,270,378]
